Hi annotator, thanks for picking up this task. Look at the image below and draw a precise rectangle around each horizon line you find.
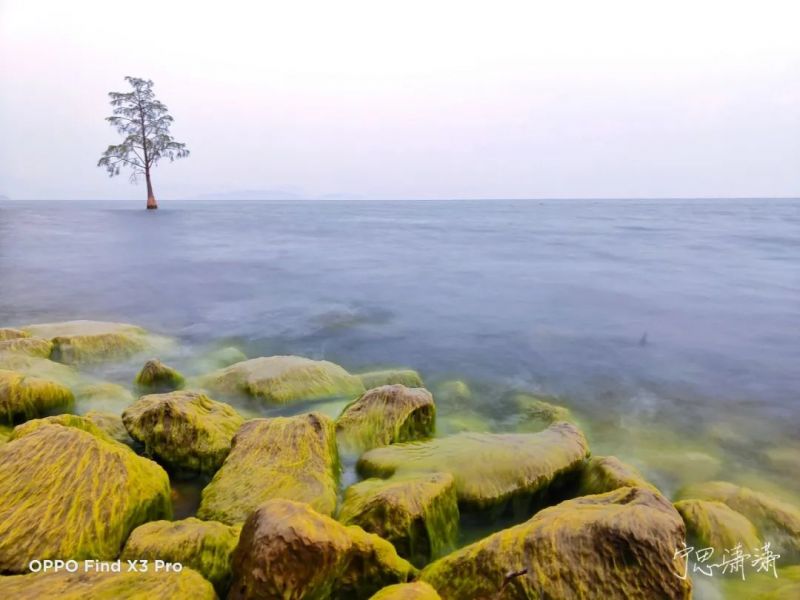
[4,196,800,202]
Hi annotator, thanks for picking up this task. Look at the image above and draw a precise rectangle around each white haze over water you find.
[0,0,799,200]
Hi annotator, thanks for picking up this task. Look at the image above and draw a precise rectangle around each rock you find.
[122,391,244,474]
[577,455,658,496]
[509,393,572,432]
[432,380,471,408]
[203,346,248,368]
[121,517,240,594]
[0,369,74,424]
[358,422,589,509]
[0,353,81,387]
[370,582,442,599]
[359,369,424,390]
[337,385,436,453]
[0,568,216,599]
[674,499,761,551]
[198,413,339,523]
[421,486,692,599]
[676,481,800,559]
[200,355,365,404]
[0,328,28,341]
[0,336,53,358]
[75,382,135,413]
[21,320,166,364]
[135,358,186,392]
[84,410,134,445]
[436,410,495,435]
[9,413,117,444]
[228,499,416,600]
[339,473,459,567]
[0,424,171,572]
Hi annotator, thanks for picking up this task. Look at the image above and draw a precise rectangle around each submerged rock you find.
[431,380,472,408]
[0,424,171,572]
[370,582,442,599]
[21,320,165,364]
[123,390,244,473]
[421,486,691,600]
[674,499,761,551]
[121,517,240,594]
[0,369,74,424]
[0,353,81,387]
[339,473,459,567]
[200,355,365,404]
[337,384,435,452]
[0,568,216,599]
[203,346,248,369]
[358,369,424,390]
[358,422,589,509]
[198,412,339,523]
[509,393,572,432]
[0,328,28,341]
[577,455,658,496]
[0,336,53,358]
[84,410,134,445]
[228,499,416,600]
[135,358,186,392]
[75,381,135,413]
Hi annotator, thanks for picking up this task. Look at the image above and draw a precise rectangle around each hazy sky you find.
[1,0,798,200]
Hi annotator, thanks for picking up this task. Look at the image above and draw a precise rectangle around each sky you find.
[0,0,798,200]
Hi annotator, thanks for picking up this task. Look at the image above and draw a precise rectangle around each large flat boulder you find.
[197,412,339,523]
[0,424,171,572]
[357,422,589,509]
[123,390,244,474]
[200,355,364,404]
[421,486,692,600]
[337,384,435,452]
[339,473,459,567]
[228,499,416,600]
[0,369,74,424]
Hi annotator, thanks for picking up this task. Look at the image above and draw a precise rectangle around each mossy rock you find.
[200,355,365,404]
[0,328,28,341]
[509,393,572,432]
[135,358,186,392]
[22,320,167,365]
[431,380,472,408]
[577,455,659,496]
[674,499,761,551]
[121,517,240,595]
[229,499,417,600]
[0,424,172,572]
[198,412,339,523]
[123,390,243,474]
[84,410,134,445]
[421,486,691,599]
[358,369,424,390]
[337,385,435,453]
[339,473,459,568]
[75,382,135,413]
[436,410,495,435]
[10,413,117,444]
[0,369,74,424]
[0,567,216,599]
[358,422,589,510]
[370,582,442,599]
[0,336,53,358]
[0,353,82,387]
[676,480,800,560]
[0,424,12,444]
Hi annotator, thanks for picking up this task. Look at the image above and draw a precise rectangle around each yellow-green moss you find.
[199,355,365,404]
[674,499,761,551]
[0,328,28,341]
[421,486,691,600]
[198,412,339,523]
[358,369,424,390]
[135,358,186,392]
[121,517,240,594]
[229,498,416,599]
[10,413,117,444]
[0,336,53,358]
[0,353,82,387]
[339,473,459,567]
[0,369,74,424]
[84,410,134,445]
[0,424,172,572]
[123,391,243,473]
[509,393,573,432]
[370,582,442,600]
[0,567,216,599]
[358,422,589,509]
[577,455,659,496]
[336,385,435,453]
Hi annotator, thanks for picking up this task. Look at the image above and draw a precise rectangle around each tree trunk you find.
[145,169,157,210]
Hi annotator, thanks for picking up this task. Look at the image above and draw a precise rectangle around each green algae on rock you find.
[123,390,244,474]
[508,393,573,432]
[674,498,761,551]
[421,486,691,600]
[358,369,424,390]
[676,480,800,559]
[0,352,83,387]
[431,380,472,408]
[84,410,135,445]
[358,422,589,509]
[0,369,74,424]
[577,455,659,496]
[198,412,339,523]
[0,336,53,358]
[0,328,29,341]
[339,473,459,568]
[337,384,435,453]
[370,581,442,600]
[0,424,172,572]
[200,355,365,404]
[0,567,216,599]
[229,499,416,600]
[135,358,186,392]
[21,320,166,364]
[9,413,118,444]
[121,517,240,594]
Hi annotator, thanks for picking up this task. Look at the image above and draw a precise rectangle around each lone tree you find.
[98,76,189,209]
